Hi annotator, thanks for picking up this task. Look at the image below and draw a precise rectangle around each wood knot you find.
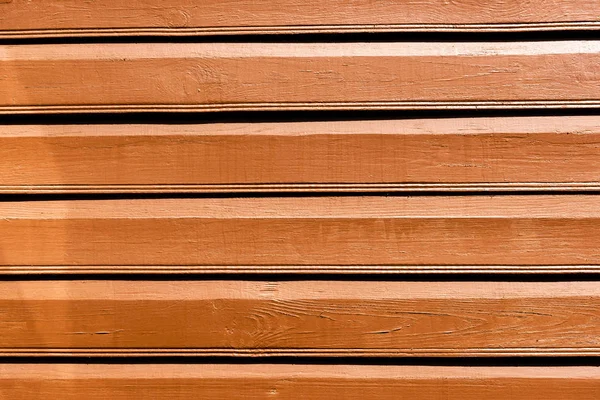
[164,9,191,28]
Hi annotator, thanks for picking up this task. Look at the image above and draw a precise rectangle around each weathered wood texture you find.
[1,0,600,38]
[3,116,600,193]
[1,196,599,274]
[1,281,599,357]
[1,365,599,399]
[2,42,600,113]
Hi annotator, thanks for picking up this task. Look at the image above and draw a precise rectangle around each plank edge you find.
[2,183,600,194]
[2,265,599,274]
[2,100,600,114]
[2,21,600,39]
[2,348,600,357]
[1,364,599,380]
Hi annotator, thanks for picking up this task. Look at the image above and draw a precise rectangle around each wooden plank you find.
[2,42,600,114]
[1,196,600,274]
[2,116,600,193]
[1,280,600,357]
[1,365,599,399]
[1,0,600,38]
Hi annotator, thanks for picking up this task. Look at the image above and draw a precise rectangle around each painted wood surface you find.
[1,0,600,38]
[2,42,600,113]
[1,281,599,357]
[2,116,600,193]
[1,365,599,399]
[1,196,600,274]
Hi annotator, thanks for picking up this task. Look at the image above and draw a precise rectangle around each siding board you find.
[2,42,600,113]
[2,116,600,193]
[1,196,599,274]
[1,365,599,399]
[0,281,599,357]
[3,0,599,390]
[1,0,600,38]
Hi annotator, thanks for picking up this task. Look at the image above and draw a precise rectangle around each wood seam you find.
[2,101,600,114]
[1,183,600,194]
[2,265,600,275]
[2,348,600,357]
[2,21,600,38]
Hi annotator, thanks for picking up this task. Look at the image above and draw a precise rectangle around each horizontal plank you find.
[1,196,600,274]
[1,0,600,38]
[1,281,600,357]
[2,42,600,113]
[1,365,599,399]
[2,116,600,193]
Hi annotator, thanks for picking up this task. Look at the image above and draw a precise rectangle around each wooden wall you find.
[1,0,600,397]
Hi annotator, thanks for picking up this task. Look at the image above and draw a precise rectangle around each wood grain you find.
[1,365,599,399]
[1,281,599,357]
[1,196,600,274]
[1,0,600,38]
[2,42,600,113]
[2,116,600,193]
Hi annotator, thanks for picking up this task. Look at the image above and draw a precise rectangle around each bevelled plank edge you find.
[2,101,600,114]
[2,183,600,194]
[2,21,600,38]
[1,265,600,275]
[2,348,600,357]
[1,364,598,379]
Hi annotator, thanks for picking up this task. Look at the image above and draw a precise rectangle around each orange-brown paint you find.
[1,0,600,37]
